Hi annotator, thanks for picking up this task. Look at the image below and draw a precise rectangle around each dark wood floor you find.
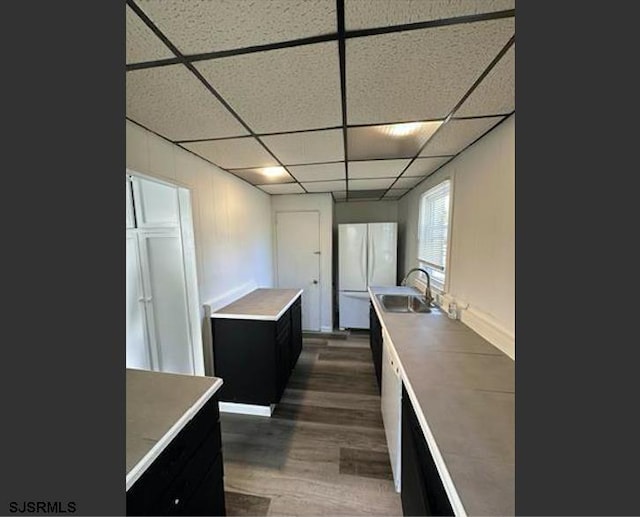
[220,333,402,516]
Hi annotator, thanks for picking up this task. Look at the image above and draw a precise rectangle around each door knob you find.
[312,280,318,284]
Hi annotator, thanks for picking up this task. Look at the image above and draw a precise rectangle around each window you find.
[417,179,451,291]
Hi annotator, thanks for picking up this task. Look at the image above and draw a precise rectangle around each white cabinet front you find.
[126,231,151,370]
[131,175,180,229]
[381,333,402,492]
[137,230,194,375]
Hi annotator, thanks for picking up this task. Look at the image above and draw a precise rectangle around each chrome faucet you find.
[401,268,433,306]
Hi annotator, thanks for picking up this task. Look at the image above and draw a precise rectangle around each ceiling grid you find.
[125,0,515,202]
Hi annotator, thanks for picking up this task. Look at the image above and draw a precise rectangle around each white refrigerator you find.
[338,223,397,329]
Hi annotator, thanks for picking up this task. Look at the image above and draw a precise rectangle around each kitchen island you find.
[126,369,225,515]
[210,288,303,416]
[369,286,514,516]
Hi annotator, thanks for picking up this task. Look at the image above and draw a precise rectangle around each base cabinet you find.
[369,303,383,393]
[212,297,302,405]
[126,395,225,516]
[401,385,453,516]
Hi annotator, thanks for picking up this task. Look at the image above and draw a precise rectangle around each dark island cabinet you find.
[369,302,383,393]
[401,385,453,516]
[212,296,302,405]
[126,395,225,516]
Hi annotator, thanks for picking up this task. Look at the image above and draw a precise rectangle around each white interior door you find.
[276,211,320,331]
[368,223,398,287]
[339,224,368,291]
[138,229,194,375]
[126,231,151,370]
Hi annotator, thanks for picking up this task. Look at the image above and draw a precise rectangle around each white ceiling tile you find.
[456,45,515,117]
[262,129,344,165]
[287,163,346,182]
[345,0,514,30]
[259,183,305,195]
[349,178,395,190]
[346,19,514,125]
[138,0,336,55]
[393,176,424,189]
[126,6,174,64]
[384,188,410,199]
[403,157,451,177]
[419,117,503,156]
[349,159,410,179]
[302,180,346,193]
[126,65,248,140]
[195,42,342,133]
[181,137,277,169]
[347,121,442,160]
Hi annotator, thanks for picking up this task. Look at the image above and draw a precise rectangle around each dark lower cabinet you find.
[401,385,453,516]
[212,296,302,405]
[369,302,383,393]
[127,395,226,516]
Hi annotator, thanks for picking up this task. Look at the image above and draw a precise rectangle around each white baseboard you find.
[219,402,274,417]
[460,307,515,360]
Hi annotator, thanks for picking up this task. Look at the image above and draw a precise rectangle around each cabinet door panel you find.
[126,231,151,370]
[132,176,180,228]
[139,230,194,374]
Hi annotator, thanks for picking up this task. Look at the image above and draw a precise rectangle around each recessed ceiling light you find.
[377,121,442,138]
[260,166,287,177]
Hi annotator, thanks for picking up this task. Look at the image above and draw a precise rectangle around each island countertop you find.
[369,286,514,516]
[210,288,303,321]
[126,369,223,491]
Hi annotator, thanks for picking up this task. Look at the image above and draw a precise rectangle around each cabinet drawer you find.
[276,313,291,337]
[180,452,226,516]
[154,432,223,515]
[127,396,221,514]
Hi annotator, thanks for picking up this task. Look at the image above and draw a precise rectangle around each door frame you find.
[274,210,322,332]
[126,169,205,376]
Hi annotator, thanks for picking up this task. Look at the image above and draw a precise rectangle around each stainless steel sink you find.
[376,294,431,313]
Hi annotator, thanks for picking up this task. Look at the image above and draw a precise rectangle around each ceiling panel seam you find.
[126,9,515,72]
[378,34,516,200]
[126,0,308,192]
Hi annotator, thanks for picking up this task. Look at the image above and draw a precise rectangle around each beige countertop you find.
[210,288,303,321]
[126,369,223,491]
[369,286,514,516]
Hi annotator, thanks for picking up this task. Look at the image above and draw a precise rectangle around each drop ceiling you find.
[126,0,515,202]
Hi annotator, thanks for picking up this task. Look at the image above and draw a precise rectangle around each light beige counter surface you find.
[126,369,223,490]
[210,288,303,321]
[369,286,514,516]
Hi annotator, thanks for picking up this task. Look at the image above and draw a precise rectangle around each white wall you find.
[334,199,398,225]
[126,120,274,373]
[399,115,515,358]
[271,194,333,332]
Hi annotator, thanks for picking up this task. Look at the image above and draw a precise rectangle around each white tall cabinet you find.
[126,174,203,375]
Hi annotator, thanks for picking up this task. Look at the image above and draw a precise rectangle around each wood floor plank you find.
[224,490,271,516]
[339,447,394,481]
[318,347,373,363]
[279,388,381,412]
[273,403,383,429]
[221,332,401,516]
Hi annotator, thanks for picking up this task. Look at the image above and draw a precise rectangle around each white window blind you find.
[417,180,451,273]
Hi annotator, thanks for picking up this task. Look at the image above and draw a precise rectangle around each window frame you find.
[416,178,454,294]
